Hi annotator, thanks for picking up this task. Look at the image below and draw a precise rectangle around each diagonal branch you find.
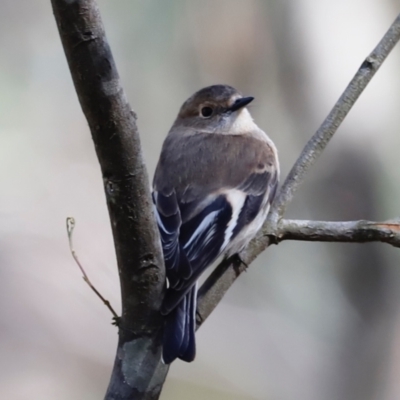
[51,1,167,399]
[52,0,400,397]
[268,13,400,225]
[197,13,400,326]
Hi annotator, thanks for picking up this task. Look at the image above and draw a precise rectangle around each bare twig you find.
[66,217,119,322]
[270,218,400,248]
[197,13,400,326]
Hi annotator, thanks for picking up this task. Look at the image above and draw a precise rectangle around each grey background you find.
[1,1,400,399]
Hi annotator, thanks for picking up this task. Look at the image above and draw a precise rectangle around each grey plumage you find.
[152,84,279,364]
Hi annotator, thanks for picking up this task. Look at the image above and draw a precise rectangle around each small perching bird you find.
[152,84,279,364]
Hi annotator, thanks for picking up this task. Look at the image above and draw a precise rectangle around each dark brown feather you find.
[153,131,276,218]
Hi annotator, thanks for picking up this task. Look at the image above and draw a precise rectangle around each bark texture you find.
[51,1,167,399]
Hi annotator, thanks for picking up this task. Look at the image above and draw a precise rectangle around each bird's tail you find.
[162,284,197,364]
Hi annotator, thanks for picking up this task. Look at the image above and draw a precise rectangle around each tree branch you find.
[52,0,400,397]
[51,1,167,399]
[197,13,400,326]
[271,218,400,247]
[197,216,400,327]
[268,13,400,225]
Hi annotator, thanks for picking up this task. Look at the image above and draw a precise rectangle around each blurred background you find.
[1,1,400,399]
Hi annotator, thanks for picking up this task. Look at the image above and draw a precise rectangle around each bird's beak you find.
[227,96,254,112]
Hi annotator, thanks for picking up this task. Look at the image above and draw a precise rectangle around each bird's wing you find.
[153,131,279,314]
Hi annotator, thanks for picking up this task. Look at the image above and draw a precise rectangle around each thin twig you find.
[66,217,120,322]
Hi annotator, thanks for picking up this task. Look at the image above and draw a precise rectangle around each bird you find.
[152,84,279,364]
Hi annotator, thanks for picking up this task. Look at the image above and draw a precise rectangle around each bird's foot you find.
[230,253,248,275]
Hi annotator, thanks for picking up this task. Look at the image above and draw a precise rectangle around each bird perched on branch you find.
[152,84,279,364]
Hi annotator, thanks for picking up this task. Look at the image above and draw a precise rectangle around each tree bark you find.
[51,1,167,399]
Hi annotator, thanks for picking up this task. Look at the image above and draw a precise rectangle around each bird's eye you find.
[200,106,213,118]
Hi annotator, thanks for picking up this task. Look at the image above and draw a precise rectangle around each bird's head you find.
[173,84,255,134]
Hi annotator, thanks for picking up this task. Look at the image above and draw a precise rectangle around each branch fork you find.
[51,2,400,398]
